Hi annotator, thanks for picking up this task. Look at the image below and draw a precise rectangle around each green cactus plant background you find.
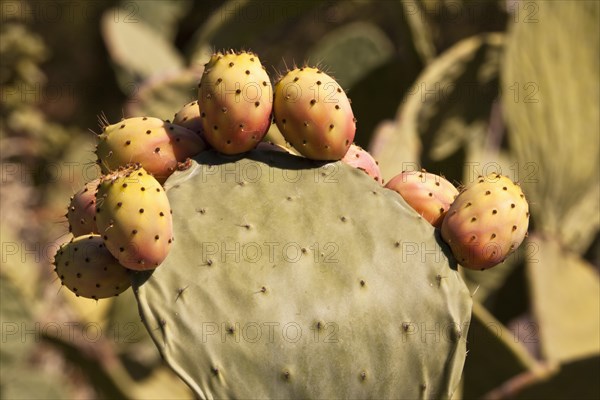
[1,0,598,398]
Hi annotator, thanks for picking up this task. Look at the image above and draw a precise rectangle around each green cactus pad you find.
[133,150,472,399]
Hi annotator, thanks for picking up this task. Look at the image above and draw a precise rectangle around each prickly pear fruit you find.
[53,234,131,299]
[341,144,381,183]
[198,51,272,154]
[96,117,206,183]
[273,67,355,160]
[67,178,100,236]
[386,170,459,228]
[173,100,205,140]
[441,174,530,270]
[95,165,173,271]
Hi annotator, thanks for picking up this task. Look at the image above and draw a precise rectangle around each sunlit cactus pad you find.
[132,150,472,399]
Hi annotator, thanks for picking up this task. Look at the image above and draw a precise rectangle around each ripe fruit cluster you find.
[53,50,529,300]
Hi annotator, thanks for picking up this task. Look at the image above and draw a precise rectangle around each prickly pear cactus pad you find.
[132,150,472,399]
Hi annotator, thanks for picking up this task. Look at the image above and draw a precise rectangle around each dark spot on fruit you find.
[465,202,471,208]
[217,78,222,83]
[76,273,81,278]
[120,124,125,129]
[485,190,491,195]
[119,247,124,252]
[310,99,316,105]
[255,101,260,107]
[512,225,517,231]
[335,105,340,110]
[122,183,127,188]
[503,186,507,190]
[245,70,250,75]
[229,62,234,67]
[360,280,365,287]
[96,284,100,288]
[491,233,496,239]
[236,89,241,94]
[293,77,299,82]
[337,88,342,93]
[262,81,267,86]
[428,192,433,197]
[471,217,477,222]
[132,229,138,234]
[329,124,334,130]
[201,112,206,118]
[511,203,516,208]
[139,208,144,213]
[141,187,145,191]
[160,212,164,216]
[155,147,160,153]
[492,209,497,214]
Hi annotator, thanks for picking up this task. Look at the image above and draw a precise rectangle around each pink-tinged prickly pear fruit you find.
[95,165,173,271]
[441,174,530,270]
[198,51,272,154]
[273,67,355,160]
[67,178,100,236]
[53,234,131,299]
[173,100,205,140]
[96,117,206,183]
[341,144,381,183]
[386,170,459,228]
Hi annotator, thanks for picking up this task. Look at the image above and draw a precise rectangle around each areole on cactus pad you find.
[132,150,471,399]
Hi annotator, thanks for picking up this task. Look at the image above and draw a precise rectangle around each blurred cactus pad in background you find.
[1,0,599,399]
